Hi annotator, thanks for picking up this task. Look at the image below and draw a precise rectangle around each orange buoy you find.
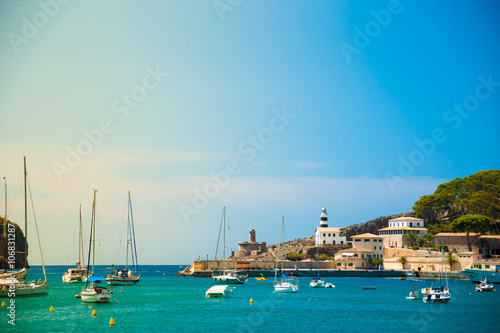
[250,298,254,304]
[49,306,55,312]
[1,301,6,307]
[92,309,97,317]
[109,317,115,326]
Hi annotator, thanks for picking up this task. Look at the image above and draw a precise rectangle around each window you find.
[355,239,361,242]
[328,233,331,237]
[333,234,336,237]
[323,233,326,237]
[354,254,358,257]
[323,240,325,244]
[410,222,412,227]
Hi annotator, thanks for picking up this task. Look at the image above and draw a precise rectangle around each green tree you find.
[405,231,417,247]
[287,251,305,261]
[343,261,349,270]
[450,214,492,251]
[474,238,490,257]
[398,256,407,269]
[371,258,383,270]
[445,253,457,270]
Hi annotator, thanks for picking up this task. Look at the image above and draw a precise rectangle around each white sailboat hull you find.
[310,280,325,288]
[274,282,298,293]
[80,287,113,303]
[106,276,139,286]
[0,282,48,298]
[421,287,451,303]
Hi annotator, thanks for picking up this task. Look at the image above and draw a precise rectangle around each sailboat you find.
[421,236,451,303]
[310,246,325,288]
[273,217,298,293]
[79,189,113,303]
[475,278,494,292]
[212,206,247,284]
[62,205,88,283]
[107,191,140,286]
[406,279,424,300]
[0,157,48,298]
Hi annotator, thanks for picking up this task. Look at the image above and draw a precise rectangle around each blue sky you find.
[0,0,499,265]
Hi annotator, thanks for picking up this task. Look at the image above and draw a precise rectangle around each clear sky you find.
[1,0,499,265]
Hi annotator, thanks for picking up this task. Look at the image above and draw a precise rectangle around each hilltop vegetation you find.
[413,170,500,233]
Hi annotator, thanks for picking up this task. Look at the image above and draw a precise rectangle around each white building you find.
[314,206,347,246]
[378,216,428,248]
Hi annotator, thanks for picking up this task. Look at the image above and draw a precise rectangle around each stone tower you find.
[249,229,256,243]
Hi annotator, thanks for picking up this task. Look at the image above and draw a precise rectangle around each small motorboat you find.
[325,283,335,288]
[205,285,233,298]
[362,286,377,290]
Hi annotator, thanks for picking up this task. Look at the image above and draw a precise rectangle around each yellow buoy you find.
[92,309,97,317]
[49,306,55,312]
[250,298,254,304]
[1,301,6,307]
[109,317,115,326]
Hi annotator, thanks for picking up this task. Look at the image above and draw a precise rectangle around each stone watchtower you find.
[231,229,267,258]
[249,229,256,243]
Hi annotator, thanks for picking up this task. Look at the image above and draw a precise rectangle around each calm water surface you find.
[1,265,499,332]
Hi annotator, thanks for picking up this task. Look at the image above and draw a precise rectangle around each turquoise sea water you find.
[1,265,499,332]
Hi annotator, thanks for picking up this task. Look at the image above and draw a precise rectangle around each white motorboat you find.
[205,285,233,298]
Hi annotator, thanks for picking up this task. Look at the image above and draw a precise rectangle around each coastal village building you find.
[435,233,500,255]
[334,233,384,269]
[378,217,428,248]
[231,229,267,258]
[314,206,347,246]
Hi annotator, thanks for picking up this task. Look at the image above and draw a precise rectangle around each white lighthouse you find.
[320,206,328,227]
[314,206,346,246]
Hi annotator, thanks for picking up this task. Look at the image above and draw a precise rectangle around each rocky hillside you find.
[0,218,29,269]
[343,211,416,240]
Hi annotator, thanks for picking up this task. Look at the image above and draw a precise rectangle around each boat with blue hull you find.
[460,268,500,284]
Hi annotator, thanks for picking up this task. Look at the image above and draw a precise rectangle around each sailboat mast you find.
[126,191,130,271]
[92,189,97,275]
[23,157,27,273]
[128,191,138,273]
[223,206,226,274]
[79,205,84,267]
[281,217,284,273]
[3,178,6,273]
